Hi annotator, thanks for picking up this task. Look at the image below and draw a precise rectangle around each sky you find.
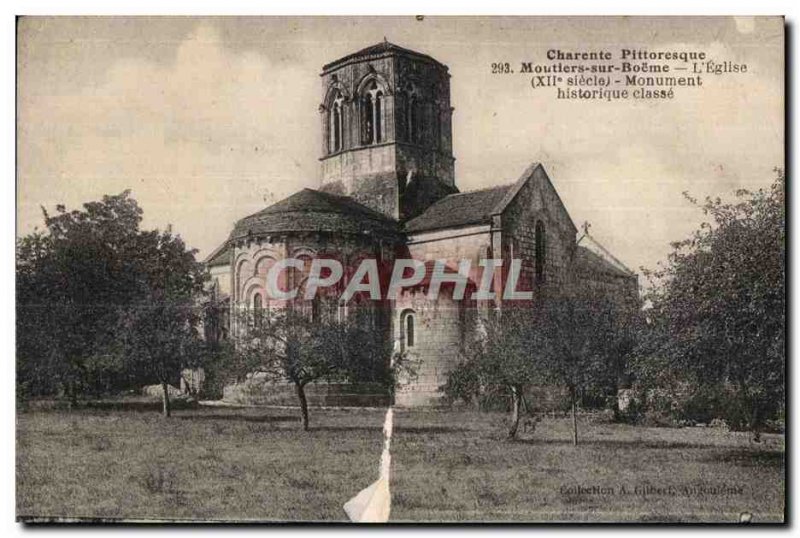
[16,16,784,273]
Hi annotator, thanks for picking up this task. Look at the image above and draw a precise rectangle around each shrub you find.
[440,361,481,406]
[709,418,730,431]
[618,381,784,431]
[200,342,241,399]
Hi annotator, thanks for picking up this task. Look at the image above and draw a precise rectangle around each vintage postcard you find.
[16,16,785,523]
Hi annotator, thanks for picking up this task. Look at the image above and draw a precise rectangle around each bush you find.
[765,418,785,434]
[639,410,680,428]
[478,386,514,412]
[709,418,730,431]
[616,385,689,427]
[440,361,481,406]
[200,342,242,399]
[618,381,784,431]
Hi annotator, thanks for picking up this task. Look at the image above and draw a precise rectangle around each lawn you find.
[17,404,785,523]
[390,409,784,523]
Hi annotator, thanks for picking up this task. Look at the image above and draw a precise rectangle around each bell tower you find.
[319,41,456,220]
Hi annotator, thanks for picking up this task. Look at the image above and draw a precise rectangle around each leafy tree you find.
[638,169,785,439]
[17,192,143,400]
[444,293,638,442]
[16,191,208,406]
[112,226,207,416]
[443,305,547,440]
[234,305,399,430]
[115,299,203,416]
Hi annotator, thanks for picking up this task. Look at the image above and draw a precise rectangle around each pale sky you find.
[17,16,784,273]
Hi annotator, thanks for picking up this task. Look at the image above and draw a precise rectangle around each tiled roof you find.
[230,188,401,240]
[575,245,635,279]
[206,243,231,267]
[403,185,512,233]
[322,41,445,72]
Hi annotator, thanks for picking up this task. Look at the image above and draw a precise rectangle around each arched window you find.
[331,103,341,152]
[535,220,546,284]
[433,104,441,149]
[401,82,424,144]
[400,310,416,351]
[311,296,321,323]
[362,91,374,144]
[409,94,417,143]
[253,293,263,328]
[374,90,383,143]
[361,80,383,145]
[329,93,344,154]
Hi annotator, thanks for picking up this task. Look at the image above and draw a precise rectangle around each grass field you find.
[16,404,785,523]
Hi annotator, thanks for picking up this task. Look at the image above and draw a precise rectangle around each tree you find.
[16,191,208,406]
[113,227,207,416]
[537,292,630,445]
[443,305,547,440]
[443,293,638,443]
[234,305,398,430]
[115,299,203,416]
[17,192,144,400]
[639,169,785,439]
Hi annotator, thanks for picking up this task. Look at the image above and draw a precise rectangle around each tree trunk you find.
[161,381,171,418]
[521,393,531,415]
[508,386,522,439]
[739,381,761,443]
[571,386,578,446]
[67,379,78,407]
[750,400,762,443]
[296,383,310,431]
[611,380,622,422]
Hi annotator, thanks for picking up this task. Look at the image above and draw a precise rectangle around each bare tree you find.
[234,305,398,430]
[537,292,622,445]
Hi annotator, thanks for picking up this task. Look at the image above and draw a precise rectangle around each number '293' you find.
[491,62,512,74]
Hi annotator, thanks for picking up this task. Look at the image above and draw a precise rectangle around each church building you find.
[203,41,638,406]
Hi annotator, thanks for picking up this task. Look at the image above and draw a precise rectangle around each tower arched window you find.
[401,82,424,145]
[433,103,441,149]
[535,220,546,284]
[374,90,383,143]
[329,93,344,154]
[361,80,383,145]
[409,94,418,143]
[362,92,373,144]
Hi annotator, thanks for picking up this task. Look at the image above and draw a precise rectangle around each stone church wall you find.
[321,152,401,219]
[231,232,394,308]
[500,167,577,294]
[209,264,231,297]
[406,225,492,266]
[393,289,470,407]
